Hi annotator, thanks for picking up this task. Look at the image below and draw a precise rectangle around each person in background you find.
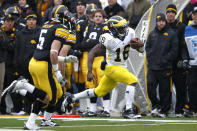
[182,0,197,25]
[17,0,33,29]
[125,0,150,29]
[8,11,41,115]
[165,4,188,117]
[145,13,178,118]
[0,12,16,113]
[0,0,12,18]
[66,3,97,114]
[73,0,87,21]
[37,0,52,18]
[184,6,197,116]
[104,0,125,19]
[14,11,41,86]
[77,9,111,117]
[43,0,63,23]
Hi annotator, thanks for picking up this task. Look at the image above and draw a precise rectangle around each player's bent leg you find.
[24,100,47,130]
[73,88,96,101]
[94,75,118,97]
[105,65,138,85]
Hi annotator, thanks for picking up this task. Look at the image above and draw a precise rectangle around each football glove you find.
[55,70,63,82]
[60,78,67,88]
[182,60,191,69]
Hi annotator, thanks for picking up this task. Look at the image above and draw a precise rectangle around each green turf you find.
[0,117,197,131]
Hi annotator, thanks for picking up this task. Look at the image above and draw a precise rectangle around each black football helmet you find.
[86,4,98,14]
[107,16,128,40]
[51,5,70,24]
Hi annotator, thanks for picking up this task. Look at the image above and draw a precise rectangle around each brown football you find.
[130,38,144,49]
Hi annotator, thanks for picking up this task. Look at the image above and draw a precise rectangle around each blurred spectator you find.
[166,4,188,117]
[43,0,63,23]
[14,11,41,84]
[121,0,132,10]
[73,0,87,21]
[145,13,178,117]
[182,0,197,25]
[12,11,41,114]
[78,9,110,117]
[126,0,150,29]
[37,0,52,17]
[0,13,17,108]
[17,0,33,29]
[65,0,101,14]
[184,6,197,115]
[85,0,102,9]
[104,0,125,19]
[27,0,37,12]
[0,0,12,18]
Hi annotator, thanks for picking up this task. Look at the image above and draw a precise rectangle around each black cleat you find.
[122,108,141,119]
[61,92,73,112]
[97,111,110,117]
[83,111,97,117]
[40,119,59,127]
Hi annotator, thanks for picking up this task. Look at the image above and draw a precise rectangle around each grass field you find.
[0,115,197,131]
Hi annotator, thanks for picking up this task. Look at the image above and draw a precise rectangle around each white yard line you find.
[1,116,197,123]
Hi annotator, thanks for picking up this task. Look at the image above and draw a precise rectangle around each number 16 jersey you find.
[99,27,135,68]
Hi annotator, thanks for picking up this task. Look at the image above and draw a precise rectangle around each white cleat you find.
[24,122,40,130]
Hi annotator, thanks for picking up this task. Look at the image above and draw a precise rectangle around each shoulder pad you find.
[77,19,85,24]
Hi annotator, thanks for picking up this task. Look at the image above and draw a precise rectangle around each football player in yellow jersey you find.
[2,5,78,130]
[64,16,143,119]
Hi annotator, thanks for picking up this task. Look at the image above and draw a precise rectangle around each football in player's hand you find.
[130,38,144,49]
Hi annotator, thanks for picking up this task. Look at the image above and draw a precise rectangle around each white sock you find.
[26,113,37,125]
[17,89,27,96]
[86,98,90,111]
[73,89,95,101]
[103,100,110,113]
[44,111,52,120]
[16,81,35,93]
[89,103,97,113]
[125,85,135,110]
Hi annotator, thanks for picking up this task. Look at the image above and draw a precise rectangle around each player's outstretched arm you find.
[87,44,106,81]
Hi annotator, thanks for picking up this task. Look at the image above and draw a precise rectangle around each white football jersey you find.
[99,27,135,68]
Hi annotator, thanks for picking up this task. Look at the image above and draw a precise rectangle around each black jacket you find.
[104,3,125,19]
[14,26,41,70]
[0,27,16,63]
[145,25,178,70]
[168,20,189,68]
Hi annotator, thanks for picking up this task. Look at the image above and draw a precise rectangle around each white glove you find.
[55,70,63,82]
[58,55,78,62]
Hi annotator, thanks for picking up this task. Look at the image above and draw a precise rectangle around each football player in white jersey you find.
[64,16,143,118]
